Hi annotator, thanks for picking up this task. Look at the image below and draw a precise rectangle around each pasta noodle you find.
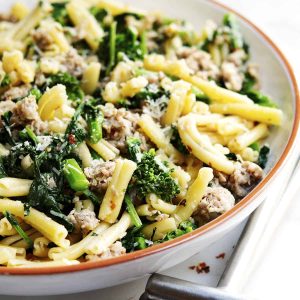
[99,159,137,223]
[0,178,32,197]
[66,0,104,50]
[142,217,177,241]
[49,222,109,260]
[178,114,234,174]
[87,139,120,161]
[138,114,184,163]
[209,103,283,126]
[172,167,213,225]
[0,199,69,248]
[86,212,132,254]
[81,62,101,95]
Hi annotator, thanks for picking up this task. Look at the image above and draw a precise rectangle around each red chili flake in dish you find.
[189,262,210,274]
[216,252,225,259]
[68,134,76,144]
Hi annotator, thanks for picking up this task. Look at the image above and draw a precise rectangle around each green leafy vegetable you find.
[126,137,141,162]
[4,211,33,248]
[90,7,108,23]
[249,142,260,152]
[29,87,42,101]
[222,13,244,50]
[82,189,101,205]
[156,220,197,243]
[27,156,74,232]
[0,157,7,179]
[98,18,146,74]
[63,158,89,191]
[25,126,38,145]
[0,112,15,146]
[124,195,142,228]
[121,227,148,252]
[46,72,84,102]
[241,73,277,107]
[170,126,189,155]
[51,2,70,26]
[192,87,209,104]
[225,152,238,161]
[83,101,104,144]
[257,145,270,169]
[0,74,11,87]
[131,148,180,202]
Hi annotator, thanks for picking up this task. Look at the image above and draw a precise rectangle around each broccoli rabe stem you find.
[124,195,142,228]
[4,211,33,248]
[25,125,38,145]
[87,112,104,144]
[107,21,117,75]
[63,158,89,191]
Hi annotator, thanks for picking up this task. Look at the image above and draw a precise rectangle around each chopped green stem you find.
[83,189,101,205]
[124,195,142,228]
[140,31,148,56]
[25,126,38,145]
[107,21,117,75]
[4,211,33,248]
[134,236,146,249]
[63,158,89,191]
[88,113,103,144]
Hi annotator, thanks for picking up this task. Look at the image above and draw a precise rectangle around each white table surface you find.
[1,0,300,299]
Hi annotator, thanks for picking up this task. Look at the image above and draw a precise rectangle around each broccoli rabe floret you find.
[126,137,142,162]
[156,220,197,243]
[130,145,180,202]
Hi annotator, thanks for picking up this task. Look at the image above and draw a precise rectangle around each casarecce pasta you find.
[0,0,282,267]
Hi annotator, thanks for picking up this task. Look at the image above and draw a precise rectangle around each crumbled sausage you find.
[86,241,126,261]
[221,61,244,91]
[1,84,31,101]
[59,48,87,77]
[214,161,264,199]
[32,29,53,51]
[68,209,99,234]
[101,103,140,152]
[193,186,235,223]
[177,47,220,80]
[228,161,263,198]
[11,95,47,134]
[84,160,116,192]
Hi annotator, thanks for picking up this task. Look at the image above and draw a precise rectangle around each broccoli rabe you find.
[121,220,197,252]
[130,145,180,202]
[241,73,277,108]
[83,101,104,144]
[170,126,189,155]
[156,220,197,243]
[98,16,146,74]
[27,155,74,232]
[126,137,142,162]
[121,227,148,252]
[257,145,270,169]
[0,74,11,87]
[51,2,70,26]
[44,72,84,103]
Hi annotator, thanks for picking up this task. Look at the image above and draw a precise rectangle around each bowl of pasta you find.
[0,0,298,296]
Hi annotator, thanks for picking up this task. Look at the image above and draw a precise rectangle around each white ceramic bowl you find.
[0,0,299,296]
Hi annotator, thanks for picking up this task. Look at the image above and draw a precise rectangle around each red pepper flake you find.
[110,201,116,210]
[189,262,210,274]
[68,134,76,144]
[216,252,225,259]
